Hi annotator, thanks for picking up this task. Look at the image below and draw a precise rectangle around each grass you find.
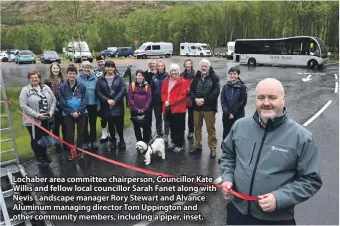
[329,52,339,63]
[0,87,132,163]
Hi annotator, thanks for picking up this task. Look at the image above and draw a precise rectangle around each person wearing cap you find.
[96,60,126,150]
[128,69,152,143]
[94,55,106,78]
[93,55,111,142]
[76,61,98,150]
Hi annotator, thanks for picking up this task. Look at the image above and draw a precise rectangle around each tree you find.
[6,27,28,49]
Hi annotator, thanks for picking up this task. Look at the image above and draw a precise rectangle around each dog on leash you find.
[135,138,165,165]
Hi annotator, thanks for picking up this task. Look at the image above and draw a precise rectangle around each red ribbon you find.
[4,98,264,201]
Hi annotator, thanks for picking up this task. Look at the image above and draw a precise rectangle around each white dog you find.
[135,138,165,165]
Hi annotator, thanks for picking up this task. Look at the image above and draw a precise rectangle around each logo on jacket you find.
[271,146,288,153]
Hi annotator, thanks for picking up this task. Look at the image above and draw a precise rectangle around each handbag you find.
[37,135,58,148]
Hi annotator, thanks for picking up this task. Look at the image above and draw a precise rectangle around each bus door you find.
[307,40,320,57]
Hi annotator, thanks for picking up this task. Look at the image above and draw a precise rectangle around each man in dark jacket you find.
[220,78,322,225]
[190,59,220,158]
[143,59,157,84]
[143,59,157,139]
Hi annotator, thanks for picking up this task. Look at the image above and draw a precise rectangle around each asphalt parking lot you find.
[1,58,339,225]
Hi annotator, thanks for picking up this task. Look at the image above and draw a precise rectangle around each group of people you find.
[19,55,247,165]
[18,53,323,225]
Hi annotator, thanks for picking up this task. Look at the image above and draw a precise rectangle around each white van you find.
[180,43,212,56]
[226,41,235,59]
[134,42,173,59]
[66,41,93,63]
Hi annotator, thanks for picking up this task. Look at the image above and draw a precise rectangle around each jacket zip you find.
[247,129,268,214]
[248,143,257,166]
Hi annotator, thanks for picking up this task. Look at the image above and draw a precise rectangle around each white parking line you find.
[335,82,338,94]
[133,176,222,226]
[335,74,338,80]
[297,72,326,75]
[303,100,332,127]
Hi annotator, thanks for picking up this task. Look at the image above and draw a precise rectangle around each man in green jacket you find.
[220,78,322,225]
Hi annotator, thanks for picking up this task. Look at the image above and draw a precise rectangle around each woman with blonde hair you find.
[150,60,169,141]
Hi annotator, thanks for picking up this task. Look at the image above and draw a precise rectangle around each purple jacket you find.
[128,81,152,112]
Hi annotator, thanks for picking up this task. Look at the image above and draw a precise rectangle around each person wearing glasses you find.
[20,69,56,166]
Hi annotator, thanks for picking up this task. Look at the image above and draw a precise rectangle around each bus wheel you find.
[248,58,256,66]
[307,59,318,69]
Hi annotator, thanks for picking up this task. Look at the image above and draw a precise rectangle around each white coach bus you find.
[234,36,328,69]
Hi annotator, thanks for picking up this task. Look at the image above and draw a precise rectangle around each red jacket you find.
[181,70,196,107]
[161,76,188,114]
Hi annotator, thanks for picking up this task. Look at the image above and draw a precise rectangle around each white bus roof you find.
[235,36,319,42]
[142,42,172,44]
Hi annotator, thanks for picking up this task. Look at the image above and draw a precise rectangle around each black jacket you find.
[190,68,220,112]
[96,74,126,117]
[143,70,156,85]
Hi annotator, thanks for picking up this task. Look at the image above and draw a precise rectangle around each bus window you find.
[291,38,303,55]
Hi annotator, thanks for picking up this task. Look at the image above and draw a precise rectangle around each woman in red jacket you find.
[161,63,188,153]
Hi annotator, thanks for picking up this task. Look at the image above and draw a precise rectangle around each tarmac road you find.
[2,58,339,225]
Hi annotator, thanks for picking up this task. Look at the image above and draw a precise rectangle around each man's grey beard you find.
[259,110,284,125]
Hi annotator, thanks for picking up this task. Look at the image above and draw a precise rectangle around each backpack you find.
[131,82,149,93]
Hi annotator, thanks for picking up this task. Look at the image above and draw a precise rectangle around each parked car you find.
[41,51,61,64]
[0,51,8,62]
[101,50,116,58]
[15,50,36,64]
[113,47,134,58]
[4,49,19,62]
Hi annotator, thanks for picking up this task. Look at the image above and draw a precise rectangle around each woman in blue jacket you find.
[59,64,88,160]
[150,61,169,141]
[221,67,247,140]
[76,61,98,150]
[96,60,126,150]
